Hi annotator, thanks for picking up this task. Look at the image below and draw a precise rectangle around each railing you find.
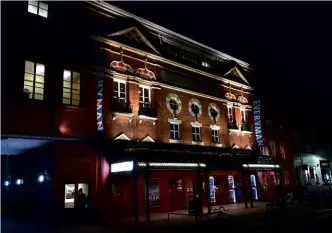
[138,102,157,118]
[110,97,132,113]
[228,121,238,130]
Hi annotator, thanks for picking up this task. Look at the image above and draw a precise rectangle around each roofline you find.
[85,1,254,71]
[92,35,254,91]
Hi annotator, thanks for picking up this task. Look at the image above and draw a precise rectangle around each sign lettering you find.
[97,73,104,133]
[253,98,264,147]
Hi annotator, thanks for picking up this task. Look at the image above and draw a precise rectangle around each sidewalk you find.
[108,202,267,227]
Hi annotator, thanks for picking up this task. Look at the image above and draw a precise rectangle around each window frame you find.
[211,129,219,143]
[28,1,49,18]
[170,123,180,140]
[62,69,81,106]
[23,60,45,100]
[240,109,246,123]
[192,126,201,141]
[227,106,234,122]
[113,79,127,103]
[139,85,151,105]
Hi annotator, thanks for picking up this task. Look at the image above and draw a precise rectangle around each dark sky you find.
[112,2,332,129]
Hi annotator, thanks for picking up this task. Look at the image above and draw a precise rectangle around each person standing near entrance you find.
[77,188,87,210]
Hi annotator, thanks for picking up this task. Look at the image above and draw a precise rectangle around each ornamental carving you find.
[110,49,133,74]
[225,92,236,101]
[136,56,156,80]
[238,95,248,104]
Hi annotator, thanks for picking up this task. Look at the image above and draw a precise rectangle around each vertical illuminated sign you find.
[253,98,264,147]
[97,73,104,133]
[209,176,216,203]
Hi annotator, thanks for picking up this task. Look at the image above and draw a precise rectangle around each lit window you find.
[280,144,286,159]
[211,129,219,143]
[23,61,45,100]
[139,86,150,107]
[192,126,201,141]
[227,106,234,122]
[202,61,210,68]
[63,70,80,106]
[28,1,48,18]
[284,171,289,185]
[170,123,180,139]
[269,140,276,156]
[113,80,126,103]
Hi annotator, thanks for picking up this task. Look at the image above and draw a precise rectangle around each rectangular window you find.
[113,80,126,103]
[139,86,150,106]
[192,126,201,141]
[227,107,233,122]
[28,1,48,18]
[63,70,80,106]
[211,129,219,143]
[269,140,276,156]
[240,109,246,123]
[284,171,289,185]
[23,61,45,100]
[170,123,180,139]
[280,144,286,159]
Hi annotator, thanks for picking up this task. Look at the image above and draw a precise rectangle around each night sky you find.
[112,1,332,135]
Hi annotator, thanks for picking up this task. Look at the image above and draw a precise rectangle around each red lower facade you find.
[2,139,281,222]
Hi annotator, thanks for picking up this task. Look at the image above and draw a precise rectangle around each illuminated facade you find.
[1,1,288,222]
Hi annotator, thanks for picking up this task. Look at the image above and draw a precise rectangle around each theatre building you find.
[1,1,283,221]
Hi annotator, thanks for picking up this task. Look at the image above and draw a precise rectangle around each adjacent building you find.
[1,1,288,222]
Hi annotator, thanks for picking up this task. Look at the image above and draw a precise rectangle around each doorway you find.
[64,182,90,209]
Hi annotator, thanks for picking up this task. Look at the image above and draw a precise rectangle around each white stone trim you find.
[166,93,182,115]
[245,145,252,150]
[142,136,155,142]
[208,103,220,121]
[188,98,202,119]
[138,83,151,89]
[139,115,158,121]
[232,144,239,149]
[169,139,183,144]
[210,125,220,130]
[104,69,253,109]
[211,143,223,147]
[93,36,254,91]
[114,133,131,141]
[190,122,202,127]
[192,141,204,146]
[168,118,182,124]
[113,77,127,83]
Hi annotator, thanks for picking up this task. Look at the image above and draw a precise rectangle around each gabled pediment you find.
[224,66,250,85]
[232,144,239,149]
[114,133,131,141]
[141,136,155,142]
[245,145,252,150]
[108,27,160,55]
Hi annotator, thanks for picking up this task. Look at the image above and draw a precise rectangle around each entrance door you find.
[169,177,186,211]
[64,182,90,209]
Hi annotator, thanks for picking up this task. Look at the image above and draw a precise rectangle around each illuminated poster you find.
[253,97,264,147]
[209,176,216,203]
[146,178,160,207]
[96,72,104,133]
